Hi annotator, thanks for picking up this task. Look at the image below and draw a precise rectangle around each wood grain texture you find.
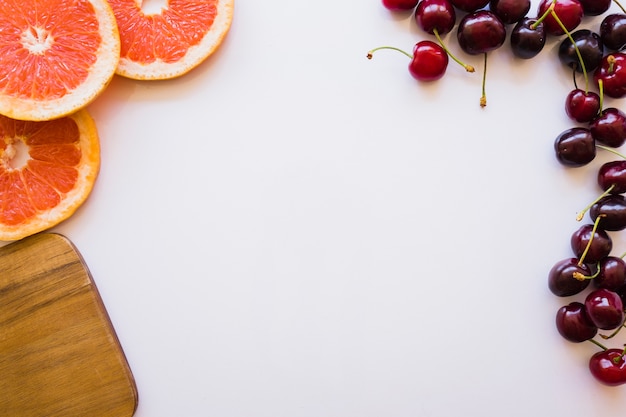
[0,233,138,417]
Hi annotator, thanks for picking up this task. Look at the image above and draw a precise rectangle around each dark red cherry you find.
[590,194,626,231]
[510,18,546,59]
[489,0,530,24]
[594,53,626,99]
[570,224,612,264]
[598,161,626,194]
[554,127,596,167]
[415,0,456,35]
[450,0,489,12]
[600,14,626,51]
[590,108,626,148]
[585,288,625,330]
[457,11,506,55]
[565,89,600,123]
[556,302,598,342]
[578,0,611,16]
[596,256,626,290]
[537,0,583,36]
[382,0,420,10]
[409,41,449,81]
[589,349,626,386]
[548,258,592,297]
[558,30,603,73]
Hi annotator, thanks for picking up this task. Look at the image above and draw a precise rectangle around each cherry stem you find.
[598,79,605,112]
[433,29,475,73]
[480,53,487,108]
[614,345,626,364]
[597,144,626,160]
[572,263,601,281]
[608,54,616,74]
[366,46,412,60]
[531,0,555,29]
[550,10,589,92]
[576,185,615,221]
[589,338,609,351]
[577,214,605,266]
[614,0,626,14]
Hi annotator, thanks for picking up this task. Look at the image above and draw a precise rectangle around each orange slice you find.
[108,0,234,80]
[0,0,120,122]
[0,109,100,241]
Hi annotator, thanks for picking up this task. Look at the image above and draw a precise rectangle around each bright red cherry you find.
[594,53,626,98]
[589,349,626,386]
[537,0,583,36]
[382,0,419,10]
[408,41,449,81]
[565,89,600,123]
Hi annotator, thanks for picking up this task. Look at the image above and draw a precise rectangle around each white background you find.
[14,0,626,415]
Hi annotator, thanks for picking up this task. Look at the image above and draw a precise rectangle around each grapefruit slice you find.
[0,109,100,241]
[108,0,234,80]
[0,0,120,121]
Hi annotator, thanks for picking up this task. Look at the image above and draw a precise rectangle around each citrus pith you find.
[108,0,234,80]
[0,109,100,241]
[0,0,120,121]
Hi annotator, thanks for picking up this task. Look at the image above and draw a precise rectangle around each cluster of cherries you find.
[372,0,626,386]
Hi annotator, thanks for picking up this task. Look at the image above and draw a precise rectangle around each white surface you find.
[18,0,626,415]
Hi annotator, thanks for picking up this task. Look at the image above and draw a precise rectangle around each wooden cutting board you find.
[0,233,138,417]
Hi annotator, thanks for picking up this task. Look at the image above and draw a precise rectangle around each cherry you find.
[367,41,449,82]
[489,0,530,24]
[594,53,626,99]
[589,349,626,386]
[415,0,456,35]
[382,0,420,10]
[590,108,626,148]
[577,0,611,16]
[556,302,598,342]
[598,160,626,194]
[510,18,546,59]
[554,127,596,167]
[600,14,626,51]
[457,11,506,55]
[537,0,583,36]
[558,30,604,73]
[449,0,489,12]
[548,258,592,297]
[570,223,612,264]
[595,256,626,291]
[590,194,626,231]
[565,89,600,123]
[585,288,625,330]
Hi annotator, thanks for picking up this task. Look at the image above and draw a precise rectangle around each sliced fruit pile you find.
[372,0,626,386]
[0,0,234,241]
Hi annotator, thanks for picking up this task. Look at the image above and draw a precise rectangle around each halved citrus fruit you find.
[0,109,100,241]
[108,0,234,80]
[0,0,120,121]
